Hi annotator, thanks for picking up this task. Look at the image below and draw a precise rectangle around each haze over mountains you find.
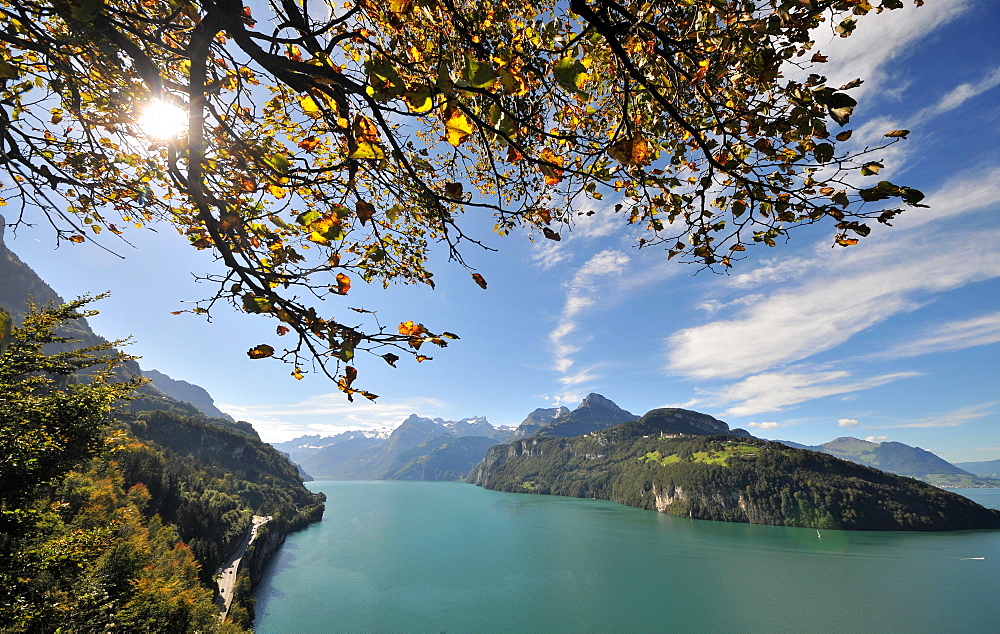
[775,437,1000,488]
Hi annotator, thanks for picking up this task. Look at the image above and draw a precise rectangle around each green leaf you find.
[813,143,834,163]
[553,57,588,94]
[264,153,291,173]
[462,54,495,89]
[0,60,20,80]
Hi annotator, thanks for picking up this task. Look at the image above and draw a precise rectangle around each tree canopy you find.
[0,0,925,396]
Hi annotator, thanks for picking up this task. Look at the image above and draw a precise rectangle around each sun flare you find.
[138,100,187,140]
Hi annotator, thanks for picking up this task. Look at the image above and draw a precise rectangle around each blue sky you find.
[6,0,999,461]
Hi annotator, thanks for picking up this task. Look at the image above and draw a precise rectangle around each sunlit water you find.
[254,482,1000,632]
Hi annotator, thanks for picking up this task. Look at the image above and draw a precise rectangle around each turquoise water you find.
[255,482,1000,633]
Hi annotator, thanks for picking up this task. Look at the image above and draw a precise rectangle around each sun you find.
[138,100,188,140]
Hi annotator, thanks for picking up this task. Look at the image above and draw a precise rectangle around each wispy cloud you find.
[918,66,1000,119]
[878,402,997,429]
[548,249,630,380]
[219,395,446,442]
[667,170,1000,380]
[710,369,918,418]
[877,312,1000,359]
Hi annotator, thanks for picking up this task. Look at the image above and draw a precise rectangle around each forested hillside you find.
[0,239,323,630]
[472,415,1000,532]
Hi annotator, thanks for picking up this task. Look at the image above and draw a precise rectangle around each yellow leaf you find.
[299,94,322,118]
[443,102,475,146]
[266,183,287,198]
[348,141,385,160]
[884,129,910,138]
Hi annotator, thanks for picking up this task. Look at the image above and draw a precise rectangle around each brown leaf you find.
[344,365,358,387]
[811,52,828,63]
[444,182,464,199]
[472,273,488,289]
[247,344,275,359]
[542,227,561,241]
[356,200,375,225]
[884,129,910,138]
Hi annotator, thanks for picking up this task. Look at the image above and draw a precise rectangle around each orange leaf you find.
[607,135,653,166]
[276,325,290,336]
[343,365,358,387]
[472,273,488,289]
[298,136,320,152]
[398,320,425,336]
[335,272,351,294]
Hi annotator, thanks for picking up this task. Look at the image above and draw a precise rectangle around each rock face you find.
[143,368,235,421]
[534,394,638,438]
[507,407,570,441]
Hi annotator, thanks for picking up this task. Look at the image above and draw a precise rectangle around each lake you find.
[254,482,1000,633]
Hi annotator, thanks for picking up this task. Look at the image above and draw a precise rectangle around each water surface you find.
[255,482,1000,632]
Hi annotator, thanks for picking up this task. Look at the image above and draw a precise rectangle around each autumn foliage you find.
[0,0,925,395]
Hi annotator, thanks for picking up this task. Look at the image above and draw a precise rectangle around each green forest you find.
[473,427,1000,532]
[0,298,324,631]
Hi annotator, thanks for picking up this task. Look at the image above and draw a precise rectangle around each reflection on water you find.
[255,482,1000,633]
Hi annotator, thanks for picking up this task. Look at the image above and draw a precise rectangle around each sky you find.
[5,0,999,462]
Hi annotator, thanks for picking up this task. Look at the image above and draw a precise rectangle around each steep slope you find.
[387,436,500,481]
[143,368,235,420]
[472,417,1000,531]
[0,236,324,628]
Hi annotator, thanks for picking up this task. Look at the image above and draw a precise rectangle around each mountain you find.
[471,414,1000,531]
[280,414,512,480]
[623,408,753,438]
[773,437,1000,488]
[142,368,234,420]
[956,459,1000,479]
[507,406,570,441]
[525,393,639,439]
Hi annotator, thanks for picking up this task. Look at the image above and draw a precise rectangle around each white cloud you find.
[667,171,1000,380]
[806,1,971,101]
[921,66,1000,118]
[710,369,918,418]
[218,395,446,442]
[747,421,782,430]
[878,312,1000,359]
[864,435,889,443]
[838,418,860,427]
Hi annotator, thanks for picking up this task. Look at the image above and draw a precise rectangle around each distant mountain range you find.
[277,393,654,480]
[775,437,1000,488]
